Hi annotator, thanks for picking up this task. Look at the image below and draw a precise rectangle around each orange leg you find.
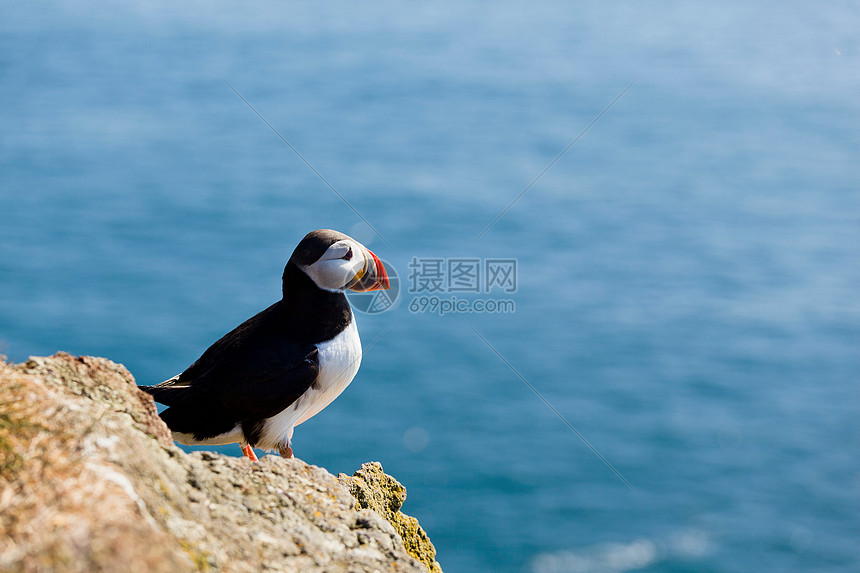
[278,443,293,459]
[241,444,259,461]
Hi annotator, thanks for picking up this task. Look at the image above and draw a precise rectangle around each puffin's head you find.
[288,229,390,293]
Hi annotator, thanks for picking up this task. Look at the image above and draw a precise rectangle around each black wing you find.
[140,302,319,440]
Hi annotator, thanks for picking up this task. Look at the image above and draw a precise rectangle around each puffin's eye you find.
[342,247,353,261]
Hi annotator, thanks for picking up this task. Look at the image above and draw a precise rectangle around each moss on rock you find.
[339,462,442,573]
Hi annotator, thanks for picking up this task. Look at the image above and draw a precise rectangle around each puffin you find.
[139,229,389,461]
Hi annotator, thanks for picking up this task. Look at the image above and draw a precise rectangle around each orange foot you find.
[278,443,293,459]
[241,444,259,461]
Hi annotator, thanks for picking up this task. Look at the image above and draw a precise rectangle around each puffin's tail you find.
[139,384,192,407]
[139,375,192,407]
[139,384,234,439]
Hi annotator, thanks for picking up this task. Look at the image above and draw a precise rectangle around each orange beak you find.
[349,247,390,292]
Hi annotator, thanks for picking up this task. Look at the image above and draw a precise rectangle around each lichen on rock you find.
[0,353,442,573]
[339,463,442,573]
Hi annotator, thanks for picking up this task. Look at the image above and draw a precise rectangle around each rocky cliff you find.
[0,353,441,573]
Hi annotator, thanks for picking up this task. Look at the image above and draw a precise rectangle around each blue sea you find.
[1,2,858,571]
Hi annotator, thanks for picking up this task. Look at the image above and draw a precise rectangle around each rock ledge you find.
[0,353,441,573]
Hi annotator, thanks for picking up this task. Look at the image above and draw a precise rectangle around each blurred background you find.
[1,1,858,571]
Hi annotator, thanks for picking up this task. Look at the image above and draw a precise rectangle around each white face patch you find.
[301,240,367,292]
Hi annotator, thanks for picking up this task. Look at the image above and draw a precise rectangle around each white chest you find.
[303,316,363,423]
[258,316,362,449]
